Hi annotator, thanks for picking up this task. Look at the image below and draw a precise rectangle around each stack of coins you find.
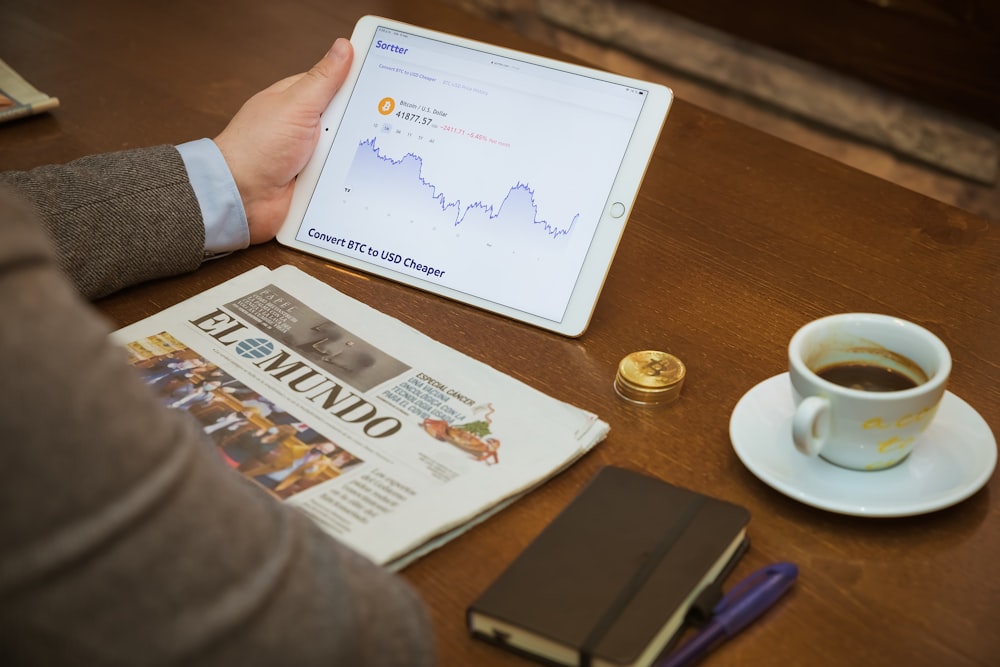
[614,350,686,406]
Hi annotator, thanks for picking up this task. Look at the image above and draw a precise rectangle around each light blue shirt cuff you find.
[177,138,249,258]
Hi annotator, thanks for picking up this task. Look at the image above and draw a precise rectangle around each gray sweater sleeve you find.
[0,182,435,665]
[0,145,205,299]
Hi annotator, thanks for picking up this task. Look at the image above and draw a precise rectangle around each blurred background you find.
[441,0,1000,222]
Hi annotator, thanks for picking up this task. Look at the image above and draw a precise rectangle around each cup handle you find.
[792,396,830,457]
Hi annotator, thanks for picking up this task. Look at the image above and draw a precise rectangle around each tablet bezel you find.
[277,15,672,337]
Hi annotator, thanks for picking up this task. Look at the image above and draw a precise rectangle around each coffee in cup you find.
[788,313,951,470]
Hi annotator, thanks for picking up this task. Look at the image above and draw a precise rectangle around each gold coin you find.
[614,350,685,405]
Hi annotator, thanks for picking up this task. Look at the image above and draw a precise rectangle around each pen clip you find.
[712,562,797,634]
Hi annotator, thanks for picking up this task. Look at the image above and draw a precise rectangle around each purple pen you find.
[657,562,798,667]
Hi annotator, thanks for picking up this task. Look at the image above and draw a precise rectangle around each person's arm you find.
[0,37,354,300]
[1,39,434,666]
[0,145,206,299]
[0,189,434,664]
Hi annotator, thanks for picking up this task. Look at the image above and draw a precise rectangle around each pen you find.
[657,562,798,667]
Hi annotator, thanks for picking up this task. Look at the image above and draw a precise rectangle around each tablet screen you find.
[286,18,669,334]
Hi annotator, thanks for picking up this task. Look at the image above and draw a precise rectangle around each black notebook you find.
[467,466,750,667]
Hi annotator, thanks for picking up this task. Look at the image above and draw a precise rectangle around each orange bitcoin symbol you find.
[378,97,395,115]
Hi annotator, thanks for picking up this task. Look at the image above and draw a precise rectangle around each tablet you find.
[277,16,672,337]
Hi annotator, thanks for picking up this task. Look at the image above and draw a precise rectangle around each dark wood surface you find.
[638,0,1000,130]
[2,1,998,665]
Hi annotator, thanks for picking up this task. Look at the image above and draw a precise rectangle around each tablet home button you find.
[610,202,626,218]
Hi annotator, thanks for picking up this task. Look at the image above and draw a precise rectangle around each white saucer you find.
[729,373,997,517]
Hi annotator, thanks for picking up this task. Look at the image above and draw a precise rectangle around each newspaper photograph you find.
[114,265,608,569]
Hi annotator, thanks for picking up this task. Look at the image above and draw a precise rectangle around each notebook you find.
[467,466,750,667]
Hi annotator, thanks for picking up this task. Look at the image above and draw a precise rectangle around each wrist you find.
[177,139,249,254]
[213,134,291,245]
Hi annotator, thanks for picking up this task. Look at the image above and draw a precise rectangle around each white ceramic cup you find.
[788,313,951,471]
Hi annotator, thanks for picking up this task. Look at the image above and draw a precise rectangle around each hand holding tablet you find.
[278,16,672,336]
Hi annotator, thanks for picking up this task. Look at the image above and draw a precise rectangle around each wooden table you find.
[3,1,998,665]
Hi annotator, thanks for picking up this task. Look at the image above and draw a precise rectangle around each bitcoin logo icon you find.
[378,97,395,115]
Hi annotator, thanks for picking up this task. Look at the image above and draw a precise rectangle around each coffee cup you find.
[788,313,951,471]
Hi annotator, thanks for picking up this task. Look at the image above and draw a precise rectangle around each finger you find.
[290,38,354,111]
[265,72,306,95]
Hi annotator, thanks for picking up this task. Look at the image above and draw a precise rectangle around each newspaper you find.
[0,58,59,123]
[113,265,608,570]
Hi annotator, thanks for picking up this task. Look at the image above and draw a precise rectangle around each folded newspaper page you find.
[113,265,608,570]
[0,58,59,123]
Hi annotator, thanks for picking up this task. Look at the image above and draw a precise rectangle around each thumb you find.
[290,38,354,112]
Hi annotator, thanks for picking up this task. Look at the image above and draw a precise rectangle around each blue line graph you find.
[347,137,579,240]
